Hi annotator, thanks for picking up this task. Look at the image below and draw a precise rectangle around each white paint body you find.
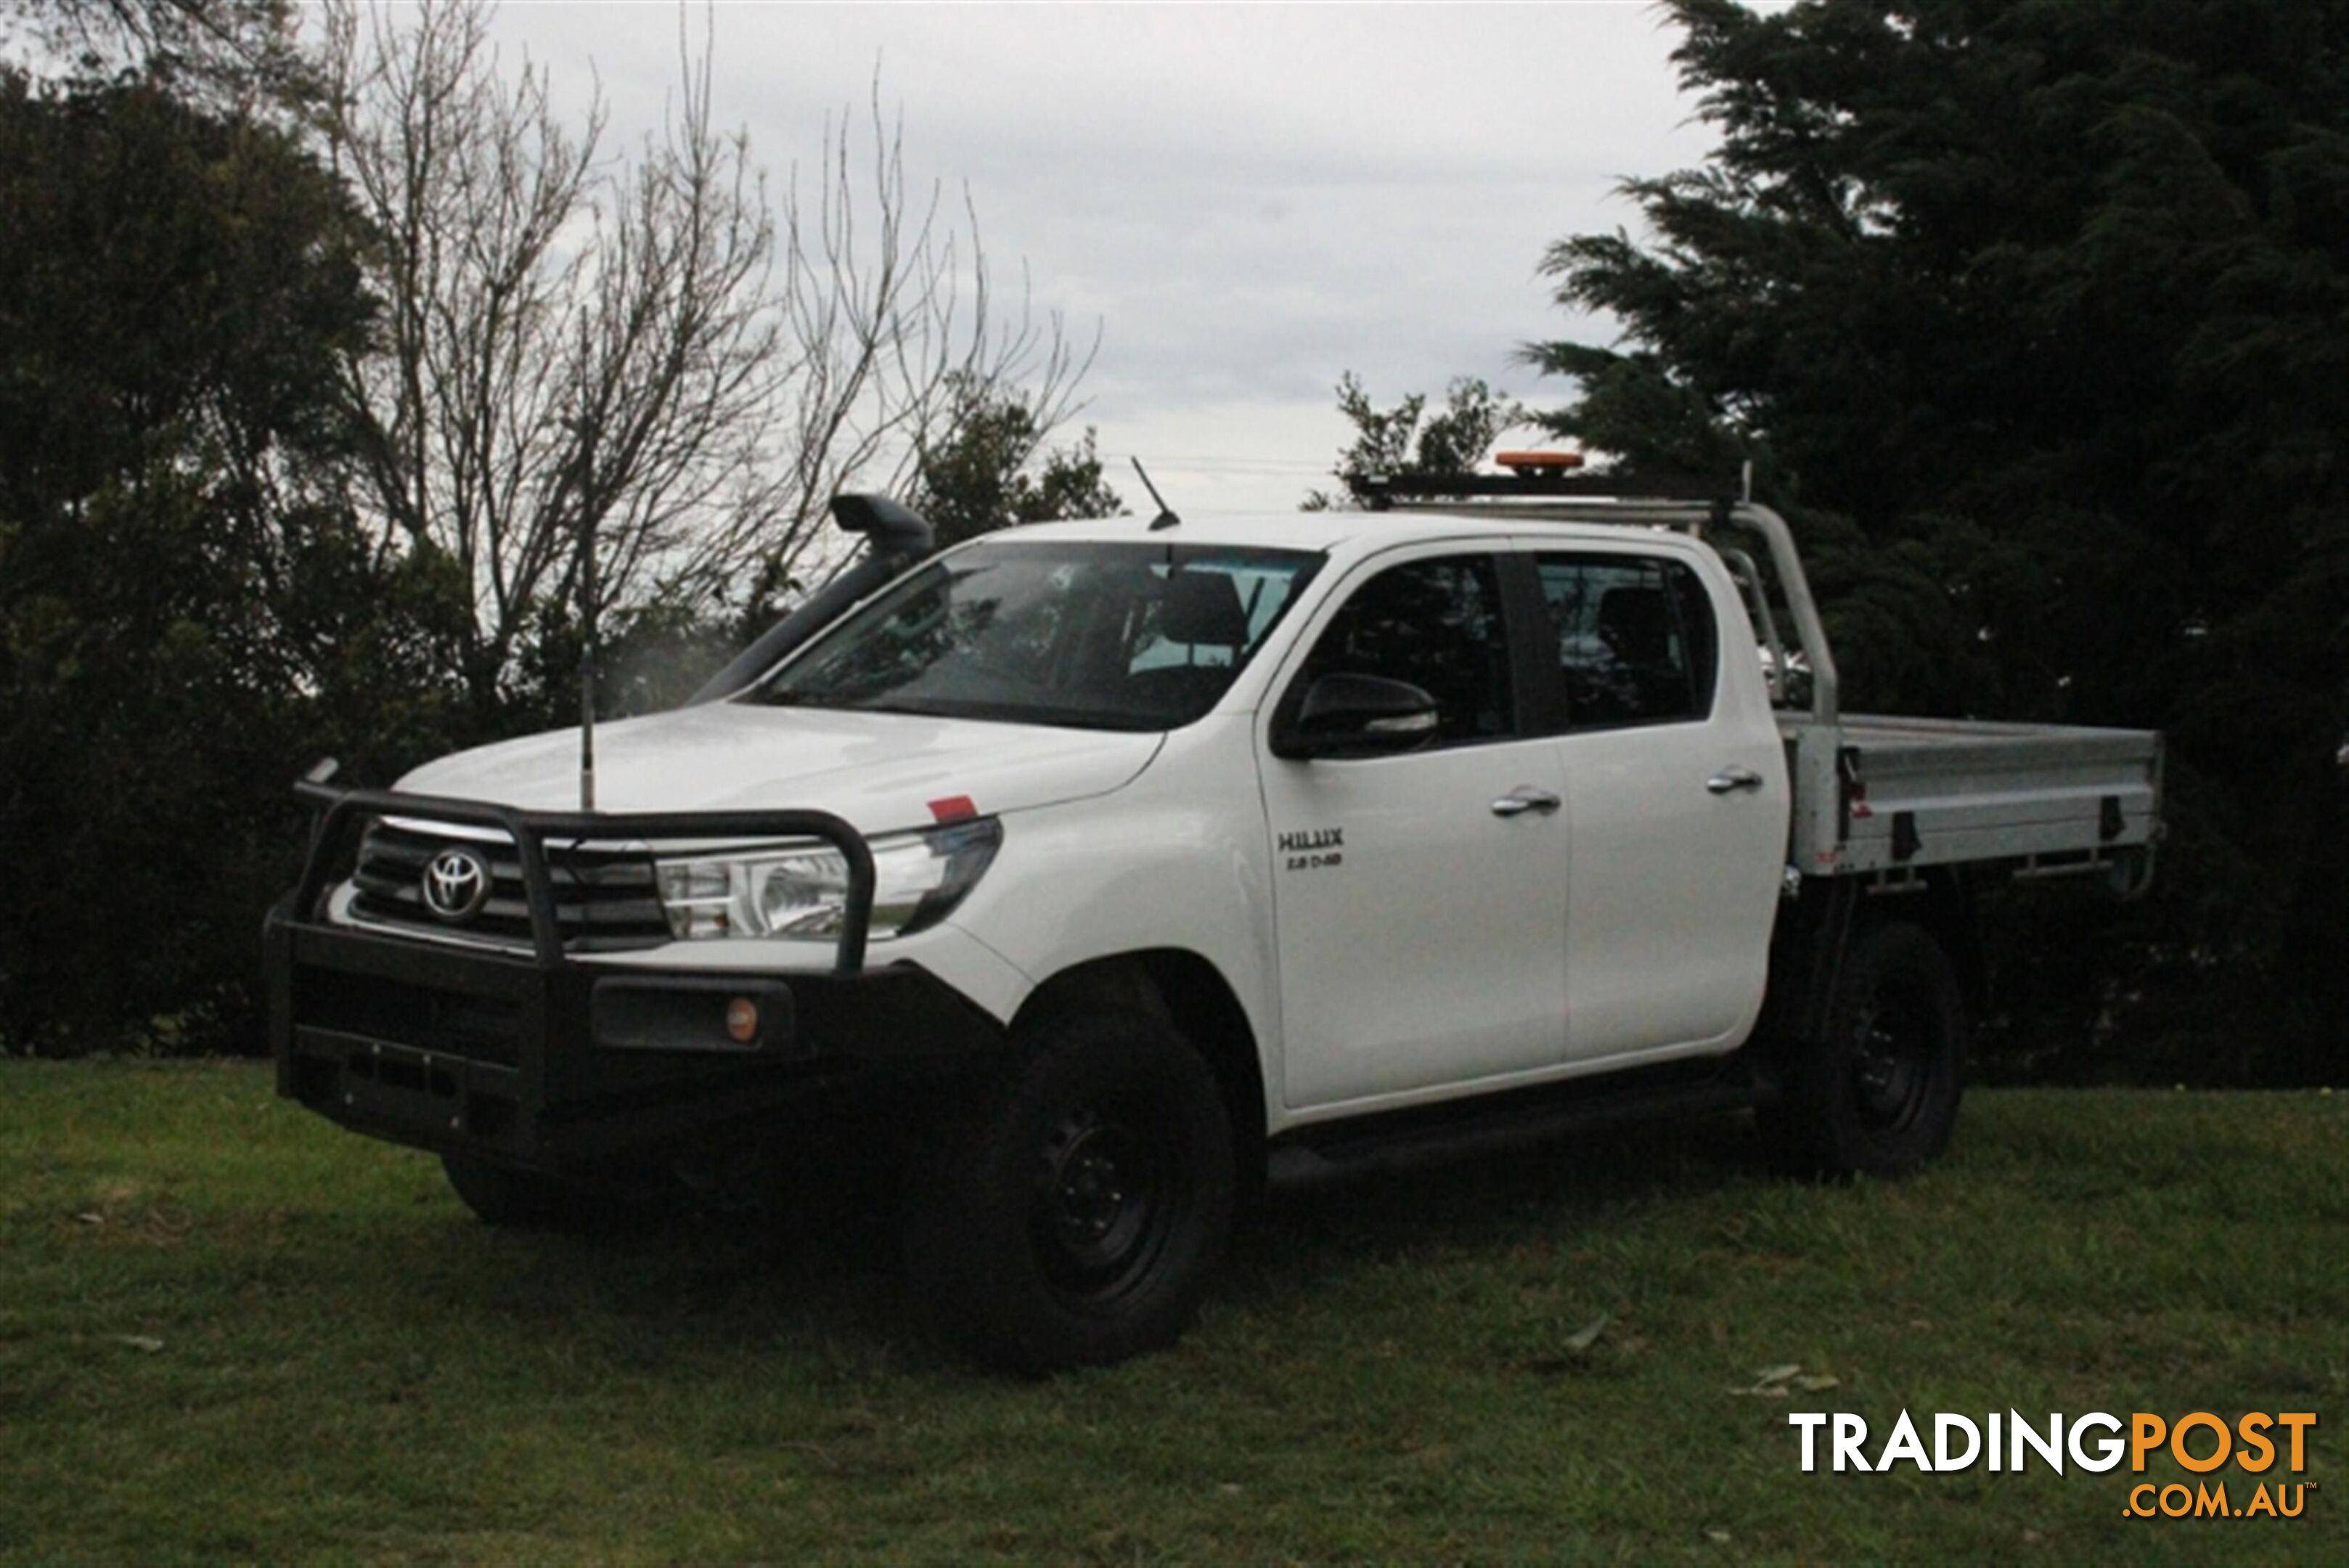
[373,510,1795,1141]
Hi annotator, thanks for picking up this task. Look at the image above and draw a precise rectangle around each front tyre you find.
[904,1010,1237,1374]
[1760,920,1966,1180]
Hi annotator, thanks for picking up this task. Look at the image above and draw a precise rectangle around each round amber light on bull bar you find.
[725,997,759,1043]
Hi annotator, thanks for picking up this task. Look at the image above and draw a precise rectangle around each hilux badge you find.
[1278,826,1344,873]
[421,846,491,922]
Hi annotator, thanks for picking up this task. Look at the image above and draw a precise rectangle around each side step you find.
[1265,1062,1758,1192]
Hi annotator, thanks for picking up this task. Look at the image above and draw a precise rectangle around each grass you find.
[0,1061,2341,1564]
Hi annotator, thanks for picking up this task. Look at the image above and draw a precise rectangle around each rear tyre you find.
[1760,920,1966,1180]
[902,1010,1237,1374]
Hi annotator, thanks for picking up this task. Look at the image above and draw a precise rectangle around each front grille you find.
[348,820,671,951]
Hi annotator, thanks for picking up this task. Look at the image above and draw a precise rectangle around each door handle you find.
[1491,786,1562,817]
[1707,765,1765,795]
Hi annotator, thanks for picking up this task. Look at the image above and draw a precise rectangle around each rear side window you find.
[1295,554,1515,746]
[1534,554,1718,728]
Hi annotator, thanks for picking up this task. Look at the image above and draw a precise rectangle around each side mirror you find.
[1272,674,1441,760]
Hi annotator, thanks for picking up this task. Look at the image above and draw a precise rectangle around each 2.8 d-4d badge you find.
[420,846,492,922]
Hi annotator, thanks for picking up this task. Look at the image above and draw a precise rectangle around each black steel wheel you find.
[1849,976,1937,1137]
[1760,920,1966,1179]
[903,1010,1236,1374]
[1034,1106,1183,1307]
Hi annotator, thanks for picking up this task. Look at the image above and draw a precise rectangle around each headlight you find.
[652,819,1001,942]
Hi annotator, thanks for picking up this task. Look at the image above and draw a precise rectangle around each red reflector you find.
[725,997,759,1043]
[928,796,978,823]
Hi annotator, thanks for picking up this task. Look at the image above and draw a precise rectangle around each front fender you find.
[940,716,1283,1108]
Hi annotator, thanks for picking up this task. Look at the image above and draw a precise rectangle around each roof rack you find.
[1347,470,1736,507]
[1344,467,1840,725]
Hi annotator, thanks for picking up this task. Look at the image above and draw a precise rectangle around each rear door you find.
[1257,547,1571,1109]
[1529,547,1786,1062]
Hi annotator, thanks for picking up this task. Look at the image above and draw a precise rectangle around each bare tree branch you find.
[317,0,1093,714]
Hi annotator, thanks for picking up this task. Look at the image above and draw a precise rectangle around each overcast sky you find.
[484,1,1717,512]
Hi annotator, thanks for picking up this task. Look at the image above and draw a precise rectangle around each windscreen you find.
[748,540,1323,732]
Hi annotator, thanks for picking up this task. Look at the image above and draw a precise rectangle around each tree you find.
[1526,0,2349,1082]
[318,0,1093,725]
[1302,372,1519,510]
[912,374,1124,548]
[0,68,416,1052]
[2,0,310,100]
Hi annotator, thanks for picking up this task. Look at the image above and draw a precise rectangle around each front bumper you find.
[269,912,1004,1169]
[266,783,1005,1172]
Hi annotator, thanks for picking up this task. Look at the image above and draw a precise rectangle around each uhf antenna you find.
[568,407,600,812]
[1130,457,1181,531]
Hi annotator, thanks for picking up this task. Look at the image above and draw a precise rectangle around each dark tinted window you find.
[752,541,1320,732]
[1296,554,1514,746]
[1535,554,1718,728]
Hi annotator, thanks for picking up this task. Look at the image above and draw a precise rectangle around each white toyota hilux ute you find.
[268,478,2163,1372]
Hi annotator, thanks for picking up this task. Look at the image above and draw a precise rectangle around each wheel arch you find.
[1011,949,1269,1175]
[1760,867,1982,1063]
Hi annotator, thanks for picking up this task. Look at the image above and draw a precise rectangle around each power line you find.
[1108,454,1331,473]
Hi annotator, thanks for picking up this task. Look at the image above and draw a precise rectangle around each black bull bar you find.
[286,779,878,972]
[267,782,995,1170]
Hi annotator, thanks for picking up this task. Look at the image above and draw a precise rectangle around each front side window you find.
[1293,553,1516,746]
[1535,553,1718,728]
[751,541,1320,732]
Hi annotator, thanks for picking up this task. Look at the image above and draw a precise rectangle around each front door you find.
[1259,550,1571,1110]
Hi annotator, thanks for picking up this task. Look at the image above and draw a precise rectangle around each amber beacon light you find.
[1493,449,1586,475]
